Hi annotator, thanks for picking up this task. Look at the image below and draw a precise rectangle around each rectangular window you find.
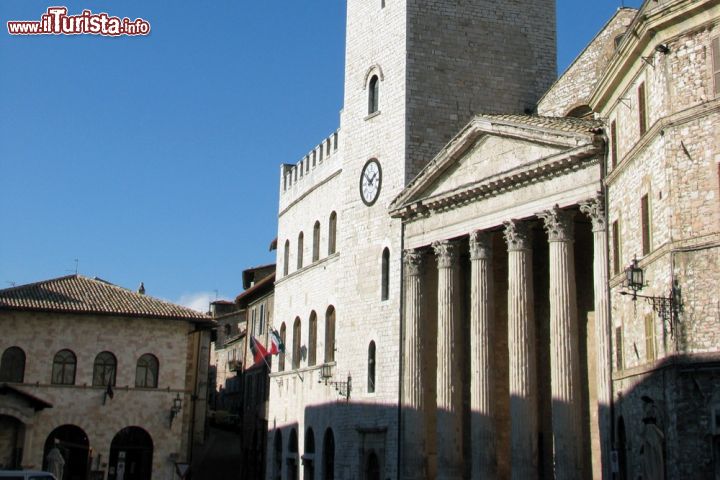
[713,37,720,96]
[251,309,257,335]
[641,194,651,255]
[615,326,624,370]
[612,220,621,275]
[259,304,265,334]
[610,120,618,169]
[638,82,647,136]
[645,314,656,362]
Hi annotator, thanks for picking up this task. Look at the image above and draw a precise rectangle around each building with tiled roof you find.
[0,275,213,479]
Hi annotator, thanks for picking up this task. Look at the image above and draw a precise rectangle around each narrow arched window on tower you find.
[381,247,390,301]
[368,341,376,393]
[368,75,379,114]
[328,212,337,255]
[297,232,304,270]
[279,323,287,372]
[308,311,317,367]
[284,240,290,276]
[292,317,301,370]
[313,221,321,262]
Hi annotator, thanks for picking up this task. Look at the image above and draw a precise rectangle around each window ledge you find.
[364,111,381,121]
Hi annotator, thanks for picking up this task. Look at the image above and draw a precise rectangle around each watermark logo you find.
[7,7,151,36]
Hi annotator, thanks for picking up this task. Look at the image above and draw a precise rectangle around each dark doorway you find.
[323,429,334,480]
[43,425,90,480]
[365,451,380,480]
[108,427,153,480]
[618,416,628,480]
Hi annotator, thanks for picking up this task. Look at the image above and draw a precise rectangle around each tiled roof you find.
[0,275,211,322]
[479,114,604,134]
[235,272,275,306]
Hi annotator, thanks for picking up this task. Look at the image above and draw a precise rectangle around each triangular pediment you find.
[390,114,603,215]
[421,135,565,200]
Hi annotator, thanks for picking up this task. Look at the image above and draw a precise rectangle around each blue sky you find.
[0,0,643,311]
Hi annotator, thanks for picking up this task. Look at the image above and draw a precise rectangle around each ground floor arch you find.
[43,424,90,480]
[107,426,153,480]
[0,414,24,469]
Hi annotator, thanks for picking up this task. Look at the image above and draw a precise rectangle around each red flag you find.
[249,336,269,365]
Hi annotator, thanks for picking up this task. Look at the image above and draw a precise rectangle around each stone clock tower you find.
[269,1,556,479]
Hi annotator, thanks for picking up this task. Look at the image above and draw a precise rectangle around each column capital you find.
[503,220,532,251]
[432,240,458,269]
[579,194,607,232]
[539,205,575,242]
[469,231,492,261]
[404,249,425,276]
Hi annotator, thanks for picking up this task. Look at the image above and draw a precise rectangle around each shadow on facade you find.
[612,354,720,480]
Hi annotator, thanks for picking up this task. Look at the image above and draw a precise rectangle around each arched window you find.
[284,240,290,276]
[274,430,283,480]
[93,351,117,386]
[313,221,321,262]
[381,247,390,301]
[308,311,318,367]
[368,341,376,393]
[328,212,337,255]
[304,428,316,480]
[52,349,76,385]
[325,306,336,363]
[0,346,25,383]
[323,428,335,480]
[288,428,299,480]
[279,323,287,372]
[135,354,159,388]
[292,317,302,370]
[368,75,379,114]
[297,232,304,270]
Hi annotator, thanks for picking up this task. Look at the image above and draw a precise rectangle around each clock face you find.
[360,159,382,206]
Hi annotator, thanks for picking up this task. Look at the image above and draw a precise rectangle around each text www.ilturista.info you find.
[7,7,150,36]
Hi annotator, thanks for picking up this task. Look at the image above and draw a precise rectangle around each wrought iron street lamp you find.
[169,393,182,428]
[619,256,683,335]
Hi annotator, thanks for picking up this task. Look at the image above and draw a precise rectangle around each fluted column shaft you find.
[504,221,538,480]
[469,231,497,480]
[402,249,426,480]
[433,240,463,480]
[580,195,612,480]
[540,206,582,480]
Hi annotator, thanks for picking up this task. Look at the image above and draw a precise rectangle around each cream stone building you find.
[268,0,720,479]
[0,275,213,480]
[268,0,556,479]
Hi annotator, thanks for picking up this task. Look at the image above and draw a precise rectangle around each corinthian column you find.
[503,220,538,480]
[402,249,426,480]
[432,240,463,480]
[580,194,612,480]
[539,206,582,480]
[469,231,497,480]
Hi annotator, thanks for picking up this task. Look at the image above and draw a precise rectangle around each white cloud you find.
[175,292,218,314]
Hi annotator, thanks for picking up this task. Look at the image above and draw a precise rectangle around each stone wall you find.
[0,310,199,478]
[537,8,636,117]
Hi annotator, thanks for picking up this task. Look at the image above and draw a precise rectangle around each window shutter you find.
[713,37,720,96]
[638,82,647,136]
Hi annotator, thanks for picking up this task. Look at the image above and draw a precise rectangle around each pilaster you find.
[539,205,582,480]
[469,231,497,480]
[503,220,538,480]
[580,194,612,480]
[432,240,463,480]
[402,249,427,480]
